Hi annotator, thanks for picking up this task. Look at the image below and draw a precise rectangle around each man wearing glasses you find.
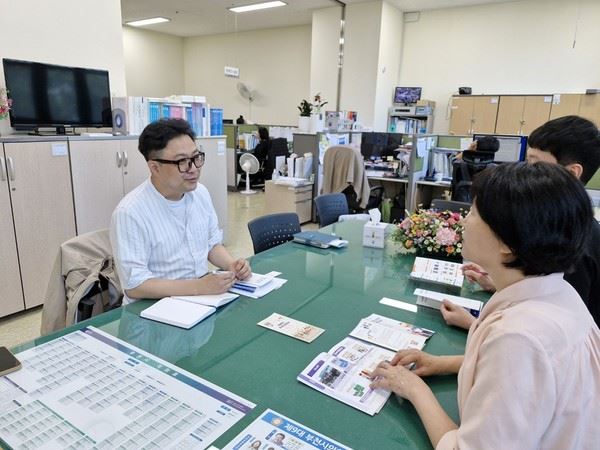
[110,118,251,303]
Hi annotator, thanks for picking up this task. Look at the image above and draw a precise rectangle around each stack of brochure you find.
[298,314,434,415]
[230,272,287,299]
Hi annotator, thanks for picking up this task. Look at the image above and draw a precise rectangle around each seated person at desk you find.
[450,136,499,202]
[371,162,600,449]
[444,115,600,329]
[110,118,251,303]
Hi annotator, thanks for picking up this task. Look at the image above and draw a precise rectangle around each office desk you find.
[11,221,489,450]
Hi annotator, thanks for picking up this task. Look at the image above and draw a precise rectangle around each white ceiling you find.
[120,0,517,37]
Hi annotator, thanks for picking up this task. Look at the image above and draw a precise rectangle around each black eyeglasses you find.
[152,152,205,173]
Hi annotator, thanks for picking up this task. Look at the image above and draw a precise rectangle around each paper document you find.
[232,273,275,292]
[348,313,434,352]
[258,313,325,343]
[414,288,483,317]
[140,297,216,329]
[410,257,464,288]
[222,408,353,450]
[0,327,254,450]
[298,337,395,416]
[230,273,287,299]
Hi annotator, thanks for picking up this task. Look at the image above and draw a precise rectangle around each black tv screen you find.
[2,58,112,129]
[394,86,421,104]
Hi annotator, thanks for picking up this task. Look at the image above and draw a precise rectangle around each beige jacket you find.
[321,145,370,208]
[41,229,122,335]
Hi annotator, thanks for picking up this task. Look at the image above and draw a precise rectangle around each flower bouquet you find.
[390,208,465,260]
[0,88,12,120]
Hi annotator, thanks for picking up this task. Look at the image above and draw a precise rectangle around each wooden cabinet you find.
[69,138,148,234]
[2,141,76,310]
[449,96,499,135]
[265,181,313,223]
[549,94,582,120]
[0,154,24,317]
[579,94,600,126]
[496,95,552,135]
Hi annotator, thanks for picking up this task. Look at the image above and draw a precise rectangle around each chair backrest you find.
[366,186,385,210]
[314,193,349,227]
[264,138,289,180]
[430,198,471,213]
[451,158,496,203]
[247,213,301,254]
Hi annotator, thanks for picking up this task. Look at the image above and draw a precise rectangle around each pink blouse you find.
[437,273,600,450]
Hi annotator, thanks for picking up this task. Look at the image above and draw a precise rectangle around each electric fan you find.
[239,153,260,195]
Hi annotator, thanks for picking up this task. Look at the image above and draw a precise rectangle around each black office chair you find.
[365,186,385,210]
[264,138,289,180]
[430,199,471,213]
[314,193,349,227]
[247,213,301,254]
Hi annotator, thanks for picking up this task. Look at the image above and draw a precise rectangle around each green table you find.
[13,221,489,450]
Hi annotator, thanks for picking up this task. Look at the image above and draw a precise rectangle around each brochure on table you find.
[298,314,434,416]
[230,272,287,299]
[410,257,464,288]
[0,326,255,450]
[258,313,325,343]
[222,408,353,450]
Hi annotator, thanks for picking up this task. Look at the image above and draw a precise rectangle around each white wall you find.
[311,7,343,110]
[123,27,185,97]
[373,2,403,131]
[0,0,127,135]
[340,2,383,129]
[399,0,600,133]
[183,26,311,125]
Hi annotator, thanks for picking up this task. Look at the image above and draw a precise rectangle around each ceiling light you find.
[228,1,287,14]
[126,17,171,27]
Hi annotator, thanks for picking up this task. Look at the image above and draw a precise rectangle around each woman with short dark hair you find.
[371,162,600,449]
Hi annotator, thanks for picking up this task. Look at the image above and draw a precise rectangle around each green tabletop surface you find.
[12,221,490,450]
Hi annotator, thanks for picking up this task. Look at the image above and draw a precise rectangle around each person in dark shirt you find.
[253,126,270,167]
[444,115,600,328]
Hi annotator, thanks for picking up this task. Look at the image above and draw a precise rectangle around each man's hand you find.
[462,262,496,291]
[441,300,475,330]
[229,258,251,280]
[198,272,236,294]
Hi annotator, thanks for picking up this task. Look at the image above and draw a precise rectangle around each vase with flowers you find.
[0,88,12,120]
[310,93,328,133]
[389,208,466,261]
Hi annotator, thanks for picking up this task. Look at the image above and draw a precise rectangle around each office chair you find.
[451,150,496,203]
[314,193,349,227]
[247,213,301,254]
[264,138,289,180]
[430,199,471,213]
[365,186,385,210]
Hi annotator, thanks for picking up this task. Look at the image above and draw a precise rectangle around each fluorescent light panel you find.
[229,1,287,13]
[126,17,170,27]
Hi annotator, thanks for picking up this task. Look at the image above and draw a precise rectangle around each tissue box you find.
[363,222,387,248]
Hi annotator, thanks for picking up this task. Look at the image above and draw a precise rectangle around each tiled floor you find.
[0,190,316,349]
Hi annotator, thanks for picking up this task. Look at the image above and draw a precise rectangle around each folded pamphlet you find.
[258,313,325,343]
[410,257,464,288]
[298,314,435,415]
[140,298,216,329]
[414,288,483,317]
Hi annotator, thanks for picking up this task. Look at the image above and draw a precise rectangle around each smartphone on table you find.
[0,346,21,376]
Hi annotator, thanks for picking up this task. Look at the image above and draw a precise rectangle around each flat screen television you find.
[2,58,112,134]
[394,87,421,105]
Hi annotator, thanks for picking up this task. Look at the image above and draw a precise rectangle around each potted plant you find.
[297,99,312,132]
[310,93,328,133]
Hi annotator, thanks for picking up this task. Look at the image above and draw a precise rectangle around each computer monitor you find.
[361,132,388,160]
[394,87,422,105]
[472,134,528,162]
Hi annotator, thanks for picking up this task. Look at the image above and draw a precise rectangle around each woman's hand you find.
[369,361,428,402]
[462,262,496,291]
[441,300,475,330]
[390,349,447,377]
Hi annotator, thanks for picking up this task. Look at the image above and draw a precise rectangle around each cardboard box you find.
[363,222,387,248]
[416,99,436,107]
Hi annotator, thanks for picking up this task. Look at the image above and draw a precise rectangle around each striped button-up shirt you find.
[110,179,222,299]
